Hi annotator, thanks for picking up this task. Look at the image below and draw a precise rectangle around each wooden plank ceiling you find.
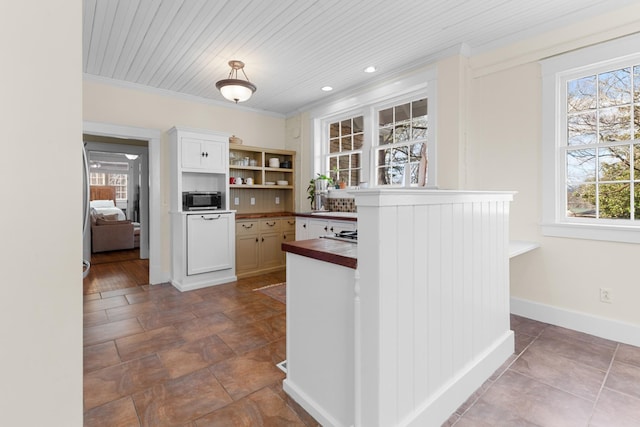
[83,0,634,116]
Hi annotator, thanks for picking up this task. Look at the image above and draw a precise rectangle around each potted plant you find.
[307,173,333,210]
[332,166,347,189]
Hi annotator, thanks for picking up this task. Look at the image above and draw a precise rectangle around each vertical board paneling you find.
[440,203,454,379]
[451,202,464,371]
[379,206,398,427]
[355,191,513,426]
[397,205,415,416]
[412,204,429,403]
[426,204,442,394]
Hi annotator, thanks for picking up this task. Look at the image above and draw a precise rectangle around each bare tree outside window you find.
[566,65,640,220]
[375,99,428,186]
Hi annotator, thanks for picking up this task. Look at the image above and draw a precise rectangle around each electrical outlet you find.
[600,287,613,304]
[275,196,280,205]
[250,197,255,205]
[234,197,240,206]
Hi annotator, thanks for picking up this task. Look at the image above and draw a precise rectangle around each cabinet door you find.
[307,219,330,239]
[201,140,226,173]
[187,214,232,275]
[260,232,282,268]
[295,218,308,240]
[181,138,226,172]
[181,138,207,170]
[281,231,296,262]
[329,220,356,235]
[236,234,259,273]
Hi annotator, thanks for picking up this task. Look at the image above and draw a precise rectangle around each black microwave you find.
[183,191,222,211]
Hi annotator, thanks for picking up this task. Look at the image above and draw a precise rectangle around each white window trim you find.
[311,67,438,187]
[541,32,640,244]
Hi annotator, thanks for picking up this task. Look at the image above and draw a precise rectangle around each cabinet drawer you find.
[282,217,296,232]
[236,220,259,236]
[260,218,281,232]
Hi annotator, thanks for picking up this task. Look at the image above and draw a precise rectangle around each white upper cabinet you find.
[181,137,226,173]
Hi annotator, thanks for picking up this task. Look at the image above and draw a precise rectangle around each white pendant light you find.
[215,60,257,103]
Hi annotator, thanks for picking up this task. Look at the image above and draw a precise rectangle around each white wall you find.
[0,1,82,425]
[83,80,286,278]
[466,5,640,335]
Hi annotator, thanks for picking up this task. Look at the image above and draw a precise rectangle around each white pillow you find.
[90,199,115,208]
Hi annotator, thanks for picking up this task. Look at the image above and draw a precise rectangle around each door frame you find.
[83,121,165,284]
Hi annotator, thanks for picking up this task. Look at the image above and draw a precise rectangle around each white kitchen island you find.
[283,189,515,427]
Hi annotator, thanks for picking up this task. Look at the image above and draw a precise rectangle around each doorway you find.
[83,121,163,284]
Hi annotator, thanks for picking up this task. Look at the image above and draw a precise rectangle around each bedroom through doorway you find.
[83,135,150,294]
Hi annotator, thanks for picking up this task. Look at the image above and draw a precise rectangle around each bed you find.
[89,185,126,220]
[89,186,139,252]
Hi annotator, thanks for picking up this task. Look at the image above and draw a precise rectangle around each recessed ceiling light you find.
[364,66,377,73]
[321,86,333,92]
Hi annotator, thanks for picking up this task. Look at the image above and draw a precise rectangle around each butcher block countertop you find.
[282,238,357,269]
[235,211,295,220]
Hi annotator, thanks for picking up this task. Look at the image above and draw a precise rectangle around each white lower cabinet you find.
[187,213,233,275]
[295,217,356,240]
[171,211,236,291]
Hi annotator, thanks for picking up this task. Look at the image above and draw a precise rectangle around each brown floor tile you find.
[116,325,185,361]
[137,306,197,331]
[217,322,273,355]
[100,285,145,299]
[84,295,130,313]
[194,386,305,426]
[605,360,640,399]
[510,314,548,337]
[590,387,640,427]
[267,384,321,427]
[84,310,109,328]
[542,324,618,350]
[106,300,156,322]
[84,396,140,427]
[510,344,606,400]
[133,368,232,426]
[514,332,536,354]
[84,317,144,347]
[125,285,182,305]
[190,297,248,317]
[211,343,286,401]
[84,354,170,410]
[84,293,101,301]
[615,343,640,368]
[529,329,615,371]
[84,341,121,373]
[176,312,235,342]
[461,370,593,427]
[252,313,286,342]
[455,377,494,416]
[158,335,236,379]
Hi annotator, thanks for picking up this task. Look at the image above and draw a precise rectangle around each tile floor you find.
[84,271,320,426]
[446,315,640,426]
[84,264,640,426]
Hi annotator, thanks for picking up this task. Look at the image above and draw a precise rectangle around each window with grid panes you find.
[90,172,128,200]
[375,99,428,186]
[565,65,640,221]
[541,33,640,243]
[326,116,364,186]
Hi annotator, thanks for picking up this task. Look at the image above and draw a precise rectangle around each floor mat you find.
[254,282,286,304]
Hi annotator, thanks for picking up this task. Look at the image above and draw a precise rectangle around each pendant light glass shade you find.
[215,60,257,103]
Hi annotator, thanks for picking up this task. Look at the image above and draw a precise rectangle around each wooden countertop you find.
[236,211,295,220]
[295,212,357,222]
[282,238,357,269]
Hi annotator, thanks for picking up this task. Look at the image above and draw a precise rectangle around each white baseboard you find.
[283,379,345,427]
[405,331,514,427]
[511,297,640,347]
[170,274,237,292]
